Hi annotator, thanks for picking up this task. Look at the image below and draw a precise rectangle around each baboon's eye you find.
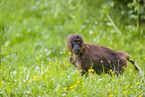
[72,41,75,44]
[78,41,81,44]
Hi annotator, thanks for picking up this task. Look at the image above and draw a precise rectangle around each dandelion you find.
[57,88,59,91]
[55,61,58,65]
[74,84,77,87]
[139,95,142,97]
[114,44,116,47]
[123,66,126,70]
[34,76,37,78]
[88,69,94,72]
[114,90,117,93]
[46,70,49,72]
[123,91,127,93]
[77,71,79,74]
[111,72,114,75]
[41,67,43,69]
[39,76,43,79]
[63,51,66,54]
[1,81,3,83]
[82,82,85,85]
[63,61,66,64]
[63,87,67,91]
[49,62,53,65]
[112,79,115,81]
[71,89,74,92]
[69,14,73,18]
[130,70,132,72]
[68,52,71,55]
[144,58,145,60]
[108,89,111,92]
[110,69,112,72]
[109,94,113,97]
[28,80,31,83]
[19,67,22,69]
[70,86,73,89]
[105,73,108,77]
[136,82,139,85]
[92,75,95,78]
[61,77,62,79]
[110,47,112,49]
[34,79,37,81]
[77,81,80,83]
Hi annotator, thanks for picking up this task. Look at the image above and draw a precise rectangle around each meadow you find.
[0,0,145,96]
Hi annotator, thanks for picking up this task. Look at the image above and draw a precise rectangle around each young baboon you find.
[66,34,139,76]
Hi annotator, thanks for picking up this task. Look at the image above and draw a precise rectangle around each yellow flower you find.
[108,89,111,92]
[77,71,79,74]
[74,84,77,87]
[92,75,95,78]
[139,95,142,97]
[49,62,53,65]
[68,52,71,55]
[28,80,31,83]
[39,76,43,79]
[82,82,85,85]
[1,81,3,83]
[34,79,37,81]
[136,82,139,85]
[55,61,58,65]
[114,90,117,93]
[41,67,44,69]
[105,73,108,77]
[71,89,74,92]
[77,81,80,83]
[111,72,114,75]
[57,88,59,91]
[34,76,37,78]
[144,58,145,60]
[110,69,112,72]
[88,69,94,72]
[110,47,112,49]
[63,61,66,64]
[109,94,113,97]
[63,87,67,91]
[61,77,62,79]
[70,86,73,89]
[114,44,116,47]
[123,91,127,93]
[46,70,49,72]
[112,79,115,81]
[63,51,66,54]
[19,67,22,69]
[130,70,132,72]
[69,14,73,18]
[123,66,126,70]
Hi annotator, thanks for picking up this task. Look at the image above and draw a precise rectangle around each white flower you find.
[27,91,29,94]
[13,71,17,75]
[36,67,40,69]
[62,94,66,96]
[89,30,93,34]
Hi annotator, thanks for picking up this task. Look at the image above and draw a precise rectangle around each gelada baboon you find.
[66,34,139,76]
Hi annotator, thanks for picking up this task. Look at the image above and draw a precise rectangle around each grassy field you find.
[0,0,145,96]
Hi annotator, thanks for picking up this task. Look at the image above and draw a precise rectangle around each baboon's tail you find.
[117,51,139,71]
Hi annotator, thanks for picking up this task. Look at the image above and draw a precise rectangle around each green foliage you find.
[0,0,145,96]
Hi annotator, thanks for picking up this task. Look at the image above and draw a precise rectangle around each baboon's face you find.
[67,34,83,55]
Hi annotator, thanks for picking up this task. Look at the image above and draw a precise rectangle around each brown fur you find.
[67,34,139,76]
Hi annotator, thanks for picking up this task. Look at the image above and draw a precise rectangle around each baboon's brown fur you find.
[67,34,139,76]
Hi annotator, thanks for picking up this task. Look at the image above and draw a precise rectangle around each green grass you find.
[0,0,145,96]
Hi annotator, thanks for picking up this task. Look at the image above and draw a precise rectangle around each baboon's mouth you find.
[74,49,80,55]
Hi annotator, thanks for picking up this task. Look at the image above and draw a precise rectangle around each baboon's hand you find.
[69,53,76,67]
